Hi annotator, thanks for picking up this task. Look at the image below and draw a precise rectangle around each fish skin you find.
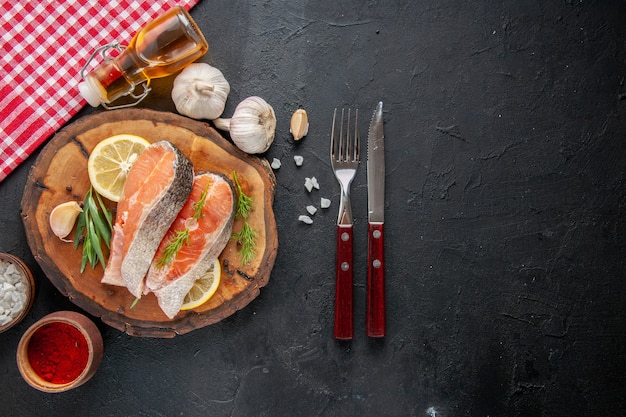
[122,142,194,297]
[101,141,194,298]
[146,172,235,318]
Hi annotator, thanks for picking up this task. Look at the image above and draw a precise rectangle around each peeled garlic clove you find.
[172,63,230,120]
[290,108,309,140]
[50,201,83,240]
[215,96,276,154]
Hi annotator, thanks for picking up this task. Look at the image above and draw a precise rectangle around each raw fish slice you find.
[101,141,194,298]
[146,172,235,318]
[100,222,125,287]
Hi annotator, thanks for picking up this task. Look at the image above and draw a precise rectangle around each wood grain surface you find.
[21,109,277,337]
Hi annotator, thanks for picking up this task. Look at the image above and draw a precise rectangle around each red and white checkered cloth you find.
[0,0,200,183]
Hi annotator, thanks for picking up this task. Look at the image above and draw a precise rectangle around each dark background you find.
[1,1,625,416]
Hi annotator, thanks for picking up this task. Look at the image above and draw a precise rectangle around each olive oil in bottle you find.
[79,6,208,108]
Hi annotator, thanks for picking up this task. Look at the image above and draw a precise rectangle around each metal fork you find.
[330,108,359,340]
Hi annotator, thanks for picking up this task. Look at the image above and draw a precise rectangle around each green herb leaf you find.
[156,181,210,268]
[232,222,257,265]
[75,187,113,273]
[88,218,106,269]
[232,171,253,220]
[74,210,86,250]
[157,229,190,268]
[192,182,210,221]
[80,236,90,273]
[231,171,257,265]
[86,193,111,249]
[94,190,113,229]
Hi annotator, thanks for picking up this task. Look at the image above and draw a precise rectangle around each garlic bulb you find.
[171,63,230,120]
[50,201,83,240]
[214,96,276,154]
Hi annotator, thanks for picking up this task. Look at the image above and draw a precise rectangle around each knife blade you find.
[366,101,385,337]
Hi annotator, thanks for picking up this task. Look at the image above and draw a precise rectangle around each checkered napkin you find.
[0,0,199,183]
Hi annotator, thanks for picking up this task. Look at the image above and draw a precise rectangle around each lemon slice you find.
[87,134,151,202]
[180,259,221,310]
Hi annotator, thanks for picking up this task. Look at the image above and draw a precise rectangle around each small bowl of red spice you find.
[16,311,103,392]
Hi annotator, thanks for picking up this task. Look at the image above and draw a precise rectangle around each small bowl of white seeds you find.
[0,253,35,332]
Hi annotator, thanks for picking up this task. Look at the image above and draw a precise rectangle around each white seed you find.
[298,215,313,224]
[294,155,304,166]
[320,198,331,208]
[271,158,281,169]
[306,205,317,215]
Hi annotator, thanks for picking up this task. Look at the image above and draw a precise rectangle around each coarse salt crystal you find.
[320,198,331,208]
[271,158,281,169]
[305,176,320,193]
[0,258,28,325]
[298,215,313,224]
[294,155,304,166]
[304,177,314,192]
[306,205,317,215]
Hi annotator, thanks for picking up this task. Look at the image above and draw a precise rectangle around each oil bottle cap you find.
[78,81,102,107]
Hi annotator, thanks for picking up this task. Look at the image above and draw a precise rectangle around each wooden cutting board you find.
[21,109,278,337]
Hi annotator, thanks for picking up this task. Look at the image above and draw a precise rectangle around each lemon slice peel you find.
[180,259,221,311]
[87,134,151,202]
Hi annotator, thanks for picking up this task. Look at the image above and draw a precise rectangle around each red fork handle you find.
[367,222,385,337]
[334,224,353,340]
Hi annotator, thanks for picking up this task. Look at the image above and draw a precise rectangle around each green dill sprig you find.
[156,181,210,268]
[233,171,253,219]
[74,187,113,272]
[232,221,257,265]
[157,229,191,268]
[231,171,257,265]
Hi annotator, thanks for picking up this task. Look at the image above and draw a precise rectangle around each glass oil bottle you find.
[79,6,208,109]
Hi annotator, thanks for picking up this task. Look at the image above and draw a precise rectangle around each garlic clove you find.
[290,108,309,140]
[49,201,83,240]
[172,63,230,120]
[216,96,276,154]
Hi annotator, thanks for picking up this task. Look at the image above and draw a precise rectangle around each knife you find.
[366,101,385,337]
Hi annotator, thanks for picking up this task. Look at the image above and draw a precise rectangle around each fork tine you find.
[339,108,346,161]
[352,109,361,162]
[332,108,360,162]
[330,108,338,160]
[345,109,351,161]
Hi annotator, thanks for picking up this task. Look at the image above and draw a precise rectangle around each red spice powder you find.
[26,322,89,384]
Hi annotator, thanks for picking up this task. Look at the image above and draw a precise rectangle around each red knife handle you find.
[367,222,385,337]
[334,224,353,340]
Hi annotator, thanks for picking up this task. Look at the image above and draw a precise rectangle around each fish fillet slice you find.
[101,141,193,298]
[146,172,235,318]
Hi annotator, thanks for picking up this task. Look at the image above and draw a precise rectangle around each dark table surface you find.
[1,1,625,416]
